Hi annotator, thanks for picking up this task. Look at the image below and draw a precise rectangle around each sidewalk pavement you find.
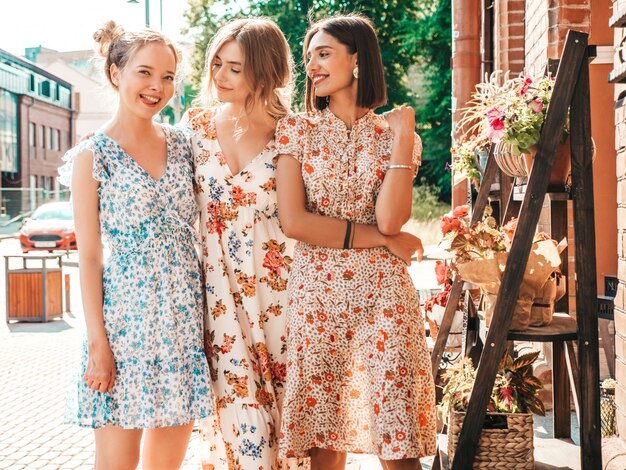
[0,243,438,469]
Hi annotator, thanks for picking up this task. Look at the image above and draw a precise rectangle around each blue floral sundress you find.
[59,125,212,429]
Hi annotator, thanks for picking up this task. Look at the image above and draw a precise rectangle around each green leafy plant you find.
[450,136,485,185]
[440,350,546,421]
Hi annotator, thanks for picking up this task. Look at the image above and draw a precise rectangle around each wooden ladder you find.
[431,30,601,469]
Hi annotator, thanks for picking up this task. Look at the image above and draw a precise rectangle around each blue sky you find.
[1,0,191,56]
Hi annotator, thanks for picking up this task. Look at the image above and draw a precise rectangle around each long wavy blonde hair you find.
[197,18,293,121]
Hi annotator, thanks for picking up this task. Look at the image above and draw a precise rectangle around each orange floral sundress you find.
[275,108,437,460]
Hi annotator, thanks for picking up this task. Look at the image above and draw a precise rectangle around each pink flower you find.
[486,126,506,142]
[453,205,470,217]
[487,106,505,130]
[528,100,544,113]
[435,260,449,286]
[520,77,533,96]
[440,216,462,236]
[486,106,506,142]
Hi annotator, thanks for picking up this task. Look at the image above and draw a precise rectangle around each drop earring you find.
[353,66,359,79]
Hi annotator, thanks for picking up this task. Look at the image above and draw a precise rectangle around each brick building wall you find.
[494,0,526,73]
[525,0,549,74]
[615,0,626,438]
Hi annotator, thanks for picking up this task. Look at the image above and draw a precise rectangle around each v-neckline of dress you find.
[212,115,275,178]
[97,126,171,184]
[217,139,275,178]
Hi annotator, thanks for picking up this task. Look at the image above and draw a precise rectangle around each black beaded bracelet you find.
[343,220,352,249]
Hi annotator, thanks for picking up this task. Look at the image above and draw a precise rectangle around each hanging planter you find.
[492,141,528,178]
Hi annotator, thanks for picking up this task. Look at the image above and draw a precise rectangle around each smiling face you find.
[211,40,252,105]
[305,30,357,101]
[110,42,176,119]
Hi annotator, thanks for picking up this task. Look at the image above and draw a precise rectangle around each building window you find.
[28,122,36,147]
[39,125,45,148]
[29,74,35,92]
[0,90,18,173]
[48,127,59,150]
[41,80,51,97]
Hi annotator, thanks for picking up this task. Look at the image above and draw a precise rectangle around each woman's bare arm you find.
[375,106,419,235]
[71,149,116,392]
[276,155,422,263]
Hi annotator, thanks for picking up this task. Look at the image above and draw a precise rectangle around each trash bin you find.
[5,254,63,323]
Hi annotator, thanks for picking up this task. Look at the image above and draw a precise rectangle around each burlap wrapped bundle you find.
[529,272,566,327]
[456,240,561,331]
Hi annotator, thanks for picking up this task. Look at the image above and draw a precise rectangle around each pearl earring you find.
[353,67,359,79]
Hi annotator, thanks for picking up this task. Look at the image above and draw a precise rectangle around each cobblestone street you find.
[0,239,437,469]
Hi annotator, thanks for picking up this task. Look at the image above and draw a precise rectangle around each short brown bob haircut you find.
[303,14,387,113]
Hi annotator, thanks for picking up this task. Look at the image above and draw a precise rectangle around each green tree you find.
[182,0,452,200]
[403,0,452,202]
[183,0,422,111]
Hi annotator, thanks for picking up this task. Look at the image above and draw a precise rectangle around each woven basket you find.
[448,410,534,469]
[492,142,528,178]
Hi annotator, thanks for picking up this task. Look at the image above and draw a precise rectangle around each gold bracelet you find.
[387,164,415,170]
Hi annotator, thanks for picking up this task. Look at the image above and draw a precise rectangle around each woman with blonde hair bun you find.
[60,20,211,469]
[182,17,306,470]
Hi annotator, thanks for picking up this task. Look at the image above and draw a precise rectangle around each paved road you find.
[0,238,437,469]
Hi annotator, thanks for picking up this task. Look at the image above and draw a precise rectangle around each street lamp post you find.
[127,0,162,30]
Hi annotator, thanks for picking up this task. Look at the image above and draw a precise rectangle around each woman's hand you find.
[84,339,116,393]
[384,105,415,160]
[385,231,424,264]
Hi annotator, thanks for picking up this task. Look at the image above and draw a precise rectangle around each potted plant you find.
[485,75,571,183]
[442,351,545,468]
[456,71,527,177]
[441,205,562,330]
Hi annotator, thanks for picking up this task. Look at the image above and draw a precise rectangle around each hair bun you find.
[93,20,125,57]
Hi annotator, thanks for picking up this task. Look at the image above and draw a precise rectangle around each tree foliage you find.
[182,0,452,201]
[404,0,452,202]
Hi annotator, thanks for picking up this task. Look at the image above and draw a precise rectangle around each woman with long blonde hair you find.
[182,18,303,469]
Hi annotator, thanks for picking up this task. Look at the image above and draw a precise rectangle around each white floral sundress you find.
[183,108,306,469]
[59,125,212,429]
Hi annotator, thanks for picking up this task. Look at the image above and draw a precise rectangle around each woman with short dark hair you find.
[275,14,437,470]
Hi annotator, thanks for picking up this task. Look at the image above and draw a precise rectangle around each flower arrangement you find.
[423,260,458,313]
[485,75,566,153]
[458,70,524,139]
[440,350,546,421]
[440,205,562,330]
[440,204,509,267]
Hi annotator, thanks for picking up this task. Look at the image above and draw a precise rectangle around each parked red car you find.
[20,201,76,253]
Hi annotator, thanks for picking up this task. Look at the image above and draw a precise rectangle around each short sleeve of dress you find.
[178,108,196,141]
[163,123,193,164]
[57,139,108,190]
[275,114,307,162]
